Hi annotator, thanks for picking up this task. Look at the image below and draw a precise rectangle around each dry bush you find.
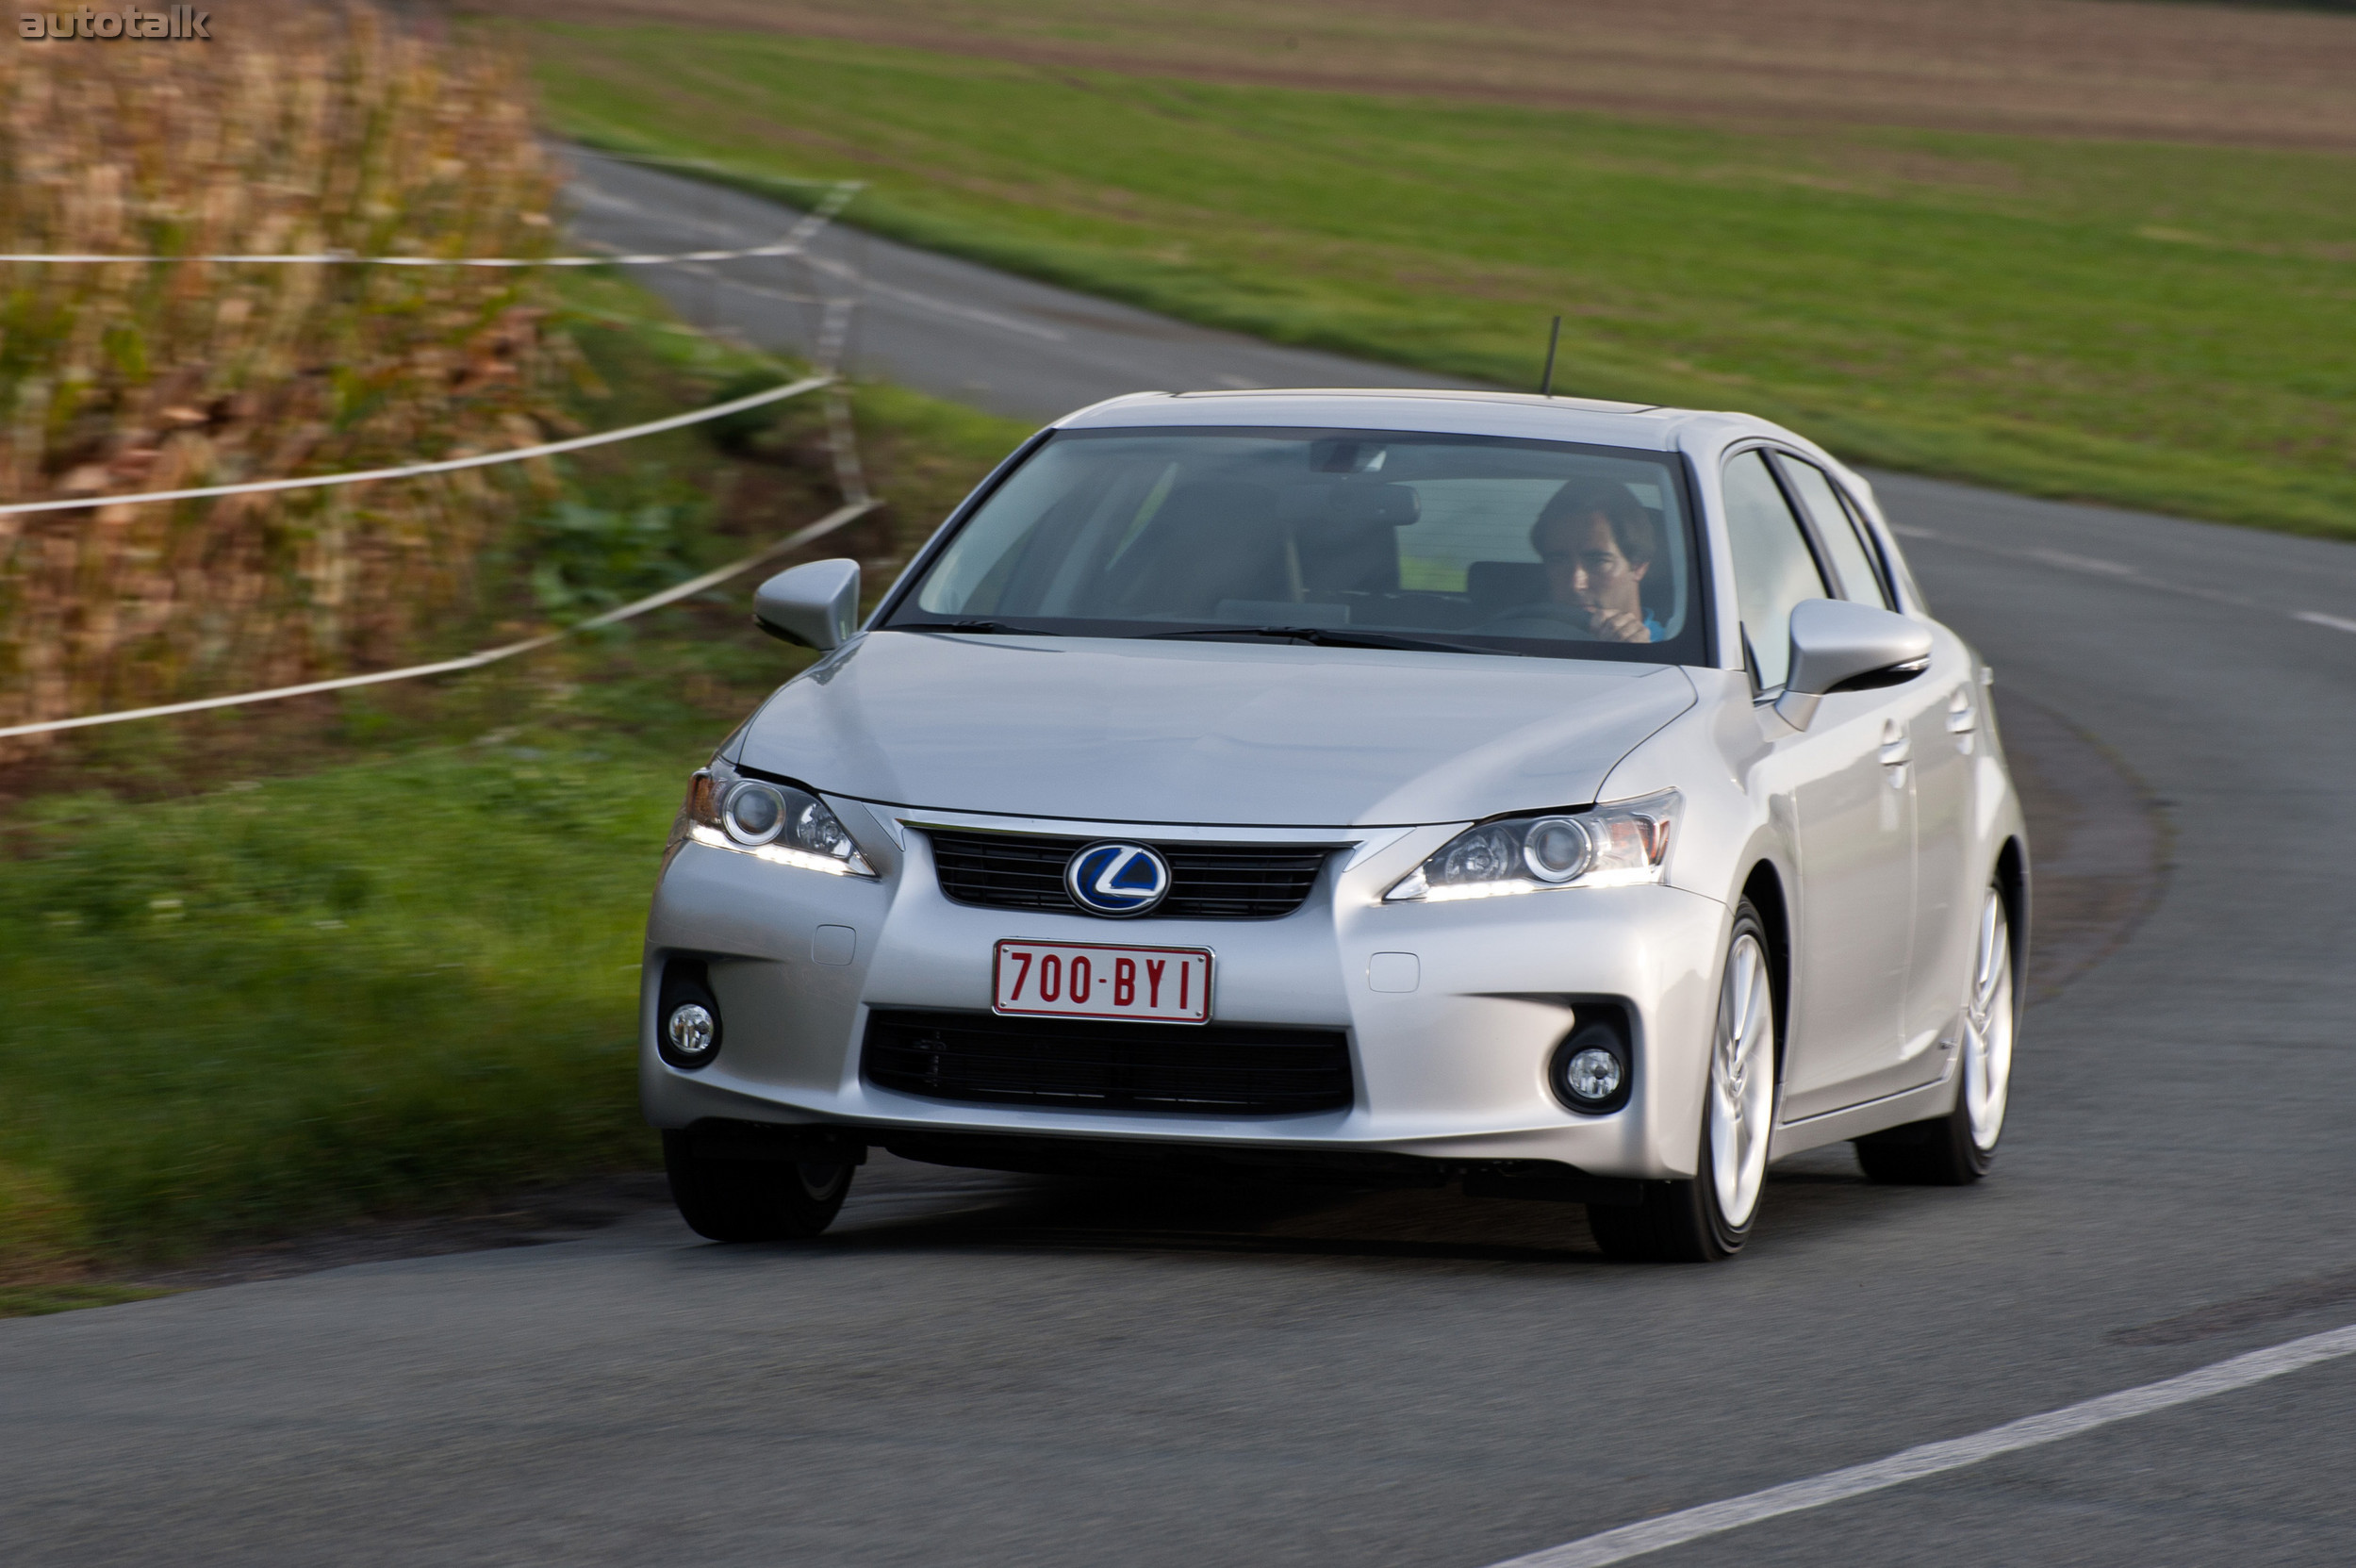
[0,2,571,750]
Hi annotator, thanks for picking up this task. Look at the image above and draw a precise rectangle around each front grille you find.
[863,1009,1354,1115]
[926,830,1329,919]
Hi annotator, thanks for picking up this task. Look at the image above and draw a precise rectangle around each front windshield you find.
[884,426,1705,663]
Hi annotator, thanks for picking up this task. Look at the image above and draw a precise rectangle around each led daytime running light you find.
[687,823,872,876]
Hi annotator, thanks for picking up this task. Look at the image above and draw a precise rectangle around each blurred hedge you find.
[0,3,574,751]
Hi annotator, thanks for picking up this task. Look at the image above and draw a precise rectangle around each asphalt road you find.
[7,155,2356,1568]
[558,149,1472,418]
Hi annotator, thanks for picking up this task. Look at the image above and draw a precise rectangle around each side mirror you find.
[753,558,861,651]
[1772,599,1932,730]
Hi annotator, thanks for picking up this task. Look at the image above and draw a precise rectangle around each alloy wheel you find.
[1709,931,1776,1229]
[1962,888,2015,1152]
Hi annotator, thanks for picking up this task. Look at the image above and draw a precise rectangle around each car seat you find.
[1108,480,1290,618]
[1293,482,1420,595]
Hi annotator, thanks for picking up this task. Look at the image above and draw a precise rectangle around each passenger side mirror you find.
[753,558,862,651]
[1772,599,1932,730]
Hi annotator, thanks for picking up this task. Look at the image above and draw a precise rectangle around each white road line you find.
[1482,1321,2356,1568]
[572,170,1070,341]
[693,263,1067,342]
[1893,522,2356,626]
[796,250,1069,341]
[684,263,827,308]
[2028,547,2137,577]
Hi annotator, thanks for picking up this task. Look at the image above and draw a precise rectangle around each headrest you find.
[1322,483,1420,528]
[1467,560,1545,612]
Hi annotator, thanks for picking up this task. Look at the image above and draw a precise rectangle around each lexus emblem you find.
[1064,841,1172,917]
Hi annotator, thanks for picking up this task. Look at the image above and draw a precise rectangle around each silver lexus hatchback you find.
[643,389,2025,1263]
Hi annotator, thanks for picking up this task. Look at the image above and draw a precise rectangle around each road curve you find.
[5,153,2355,1568]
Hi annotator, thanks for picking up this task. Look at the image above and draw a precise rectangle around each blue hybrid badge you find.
[1065,841,1173,917]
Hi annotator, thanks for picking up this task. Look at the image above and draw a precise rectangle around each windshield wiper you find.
[1145,625,1509,656]
[902,619,1063,635]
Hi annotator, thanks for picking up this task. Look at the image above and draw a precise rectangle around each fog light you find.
[663,1000,719,1069]
[1564,1046,1622,1102]
[1550,1017,1631,1114]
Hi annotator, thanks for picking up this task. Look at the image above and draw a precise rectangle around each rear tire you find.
[1590,900,1776,1263]
[664,1131,853,1242]
[1855,882,2016,1186]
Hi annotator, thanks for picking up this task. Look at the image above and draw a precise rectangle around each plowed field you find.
[472,0,2356,150]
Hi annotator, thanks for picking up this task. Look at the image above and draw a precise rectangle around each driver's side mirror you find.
[1772,598,1932,730]
[753,558,861,651]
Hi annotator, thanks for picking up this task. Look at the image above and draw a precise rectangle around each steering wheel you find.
[1475,601,1606,641]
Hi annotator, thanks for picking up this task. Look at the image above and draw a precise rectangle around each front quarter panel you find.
[1581,668,1796,1172]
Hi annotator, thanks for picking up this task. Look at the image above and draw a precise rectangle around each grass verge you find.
[0,273,1029,1301]
[520,25,2356,536]
[0,1285,176,1319]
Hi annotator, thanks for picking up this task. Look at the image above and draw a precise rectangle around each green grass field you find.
[0,279,1029,1291]
[0,736,680,1269]
[524,25,2356,536]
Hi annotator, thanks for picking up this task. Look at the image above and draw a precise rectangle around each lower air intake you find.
[862,1009,1353,1115]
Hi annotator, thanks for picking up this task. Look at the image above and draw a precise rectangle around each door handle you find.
[1878,718,1911,767]
[1945,686,1977,753]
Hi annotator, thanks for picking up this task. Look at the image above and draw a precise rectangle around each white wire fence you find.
[0,178,861,268]
[0,496,876,739]
[1,163,879,741]
[0,374,834,521]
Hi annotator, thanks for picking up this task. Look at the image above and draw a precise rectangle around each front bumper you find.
[641,805,1730,1181]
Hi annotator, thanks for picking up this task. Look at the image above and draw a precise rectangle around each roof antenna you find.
[1539,314,1562,397]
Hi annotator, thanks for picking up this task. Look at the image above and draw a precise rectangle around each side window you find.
[1720,450,1829,690]
[1774,455,1890,608]
[1840,487,1925,614]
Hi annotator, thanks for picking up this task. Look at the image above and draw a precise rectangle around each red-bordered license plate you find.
[992,939,1211,1024]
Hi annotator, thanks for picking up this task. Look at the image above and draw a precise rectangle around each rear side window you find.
[1720,450,1829,690]
[1774,455,1890,608]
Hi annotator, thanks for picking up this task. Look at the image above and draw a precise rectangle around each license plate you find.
[992,939,1211,1024]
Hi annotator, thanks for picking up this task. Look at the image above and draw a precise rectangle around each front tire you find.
[1855,883,2016,1186]
[664,1131,854,1242]
[1590,900,1777,1263]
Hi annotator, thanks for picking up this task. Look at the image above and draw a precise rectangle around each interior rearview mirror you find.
[1773,599,1932,730]
[753,558,862,652]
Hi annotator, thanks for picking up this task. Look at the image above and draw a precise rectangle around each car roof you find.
[1052,388,1788,454]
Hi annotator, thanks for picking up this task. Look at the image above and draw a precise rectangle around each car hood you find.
[733,631,1697,828]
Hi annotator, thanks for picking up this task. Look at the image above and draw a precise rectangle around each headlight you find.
[677,756,877,878]
[1385,790,1678,902]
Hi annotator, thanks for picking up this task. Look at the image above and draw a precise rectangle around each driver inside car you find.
[1487,481,1664,643]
